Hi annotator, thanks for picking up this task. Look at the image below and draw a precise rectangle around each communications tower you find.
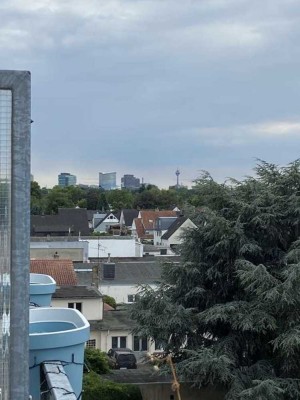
[175,169,180,189]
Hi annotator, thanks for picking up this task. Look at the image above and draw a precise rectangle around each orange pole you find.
[167,355,182,400]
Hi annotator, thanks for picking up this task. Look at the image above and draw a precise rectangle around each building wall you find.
[58,172,77,187]
[82,237,141,258]
[99,172,116,190]
[99,283,157,304]
[30,240,89,261]
[30,248,84,261]
[96,331,157,354]
[51,297,103,320]
[138,383,225,400]
[121,174,140,190]
[89,330,102,349]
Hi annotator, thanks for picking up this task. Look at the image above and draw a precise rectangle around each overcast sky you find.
[1,0,300,188]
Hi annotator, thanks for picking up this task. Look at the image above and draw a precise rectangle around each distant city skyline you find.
[34,168,187,189]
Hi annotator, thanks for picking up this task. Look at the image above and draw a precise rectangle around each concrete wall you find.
[30,247,84,261]
[1,70,31,400]
[30,240,89,261]
[138,383,225,400]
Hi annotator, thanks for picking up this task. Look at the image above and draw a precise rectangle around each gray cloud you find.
[1,0,300,187]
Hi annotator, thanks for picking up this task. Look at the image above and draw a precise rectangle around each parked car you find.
[107,348,137,369]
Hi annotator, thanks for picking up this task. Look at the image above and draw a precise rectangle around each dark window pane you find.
[133,336,139,351]
[112,337,118,348]
[120,336,127,348]
[141,337,148,351]
[103,263,115,279]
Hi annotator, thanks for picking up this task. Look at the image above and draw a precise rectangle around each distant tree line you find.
[30,181,199,214]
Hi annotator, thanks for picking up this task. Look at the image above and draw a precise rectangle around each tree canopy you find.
[30,181,193,214]
[130,160,300,400]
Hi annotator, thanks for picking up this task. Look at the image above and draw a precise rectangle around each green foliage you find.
[84,348,110,375]
[106,189,134,210]
[131,160,300,400]
[103,295,116,309]
[82,371,142,400]
[30,181,189,215]
[30,181,44,214]
[86,188,108,210]
[44,186,75,214]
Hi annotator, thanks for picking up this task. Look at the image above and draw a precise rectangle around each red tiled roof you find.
[138,210,178,232]
[134,217,145,239]
[30,259,78,285]
[104,303,114,311]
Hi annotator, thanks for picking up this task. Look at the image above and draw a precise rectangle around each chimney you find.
[92,265,100,286]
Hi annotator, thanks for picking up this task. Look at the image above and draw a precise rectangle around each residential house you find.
[52,285,103,350]
[90,305,158,354]
[93,212,120,233]
[31,208,90,237]
[153,216,178,246]
[161,216,197,249]
[75,260,165,304]
[119,209,139,234]
[86,210,96,229]
[49,272,158,354]
[132,210,178,243]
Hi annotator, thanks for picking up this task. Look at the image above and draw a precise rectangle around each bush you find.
[84,348,110,375]
[83,371,142,400]
[103,295,116,309]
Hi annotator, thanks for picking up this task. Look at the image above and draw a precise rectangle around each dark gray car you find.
[107,348,137,369]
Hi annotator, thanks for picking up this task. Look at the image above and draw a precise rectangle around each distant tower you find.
[175,169,180,189]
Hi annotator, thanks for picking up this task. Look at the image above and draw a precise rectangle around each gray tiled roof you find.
[53,285,102,299]
[155,217,178,230]
[161,216,188,240]
[90,307,134,331]
[31,208,90,236]
[121,209,139,227]
[75,260,165,285]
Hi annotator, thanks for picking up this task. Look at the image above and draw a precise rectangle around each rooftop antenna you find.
[175,169,180,189]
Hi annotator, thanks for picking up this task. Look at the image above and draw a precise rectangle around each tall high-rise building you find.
[58,172,77,187]
[99,172,116,190]
[0,70,31,399]
[121,174,140,190]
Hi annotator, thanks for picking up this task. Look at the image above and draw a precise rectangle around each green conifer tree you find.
[131,160,300,399]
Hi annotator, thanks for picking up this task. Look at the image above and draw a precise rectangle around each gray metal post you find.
[0,70,31,399]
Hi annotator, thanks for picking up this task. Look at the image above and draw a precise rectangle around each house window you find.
[103,264,115,279]
[86,339,96,349]
[68,302,82,312]
[127,294,136,303]
[133,336,148,351]
[111,336,127,348]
